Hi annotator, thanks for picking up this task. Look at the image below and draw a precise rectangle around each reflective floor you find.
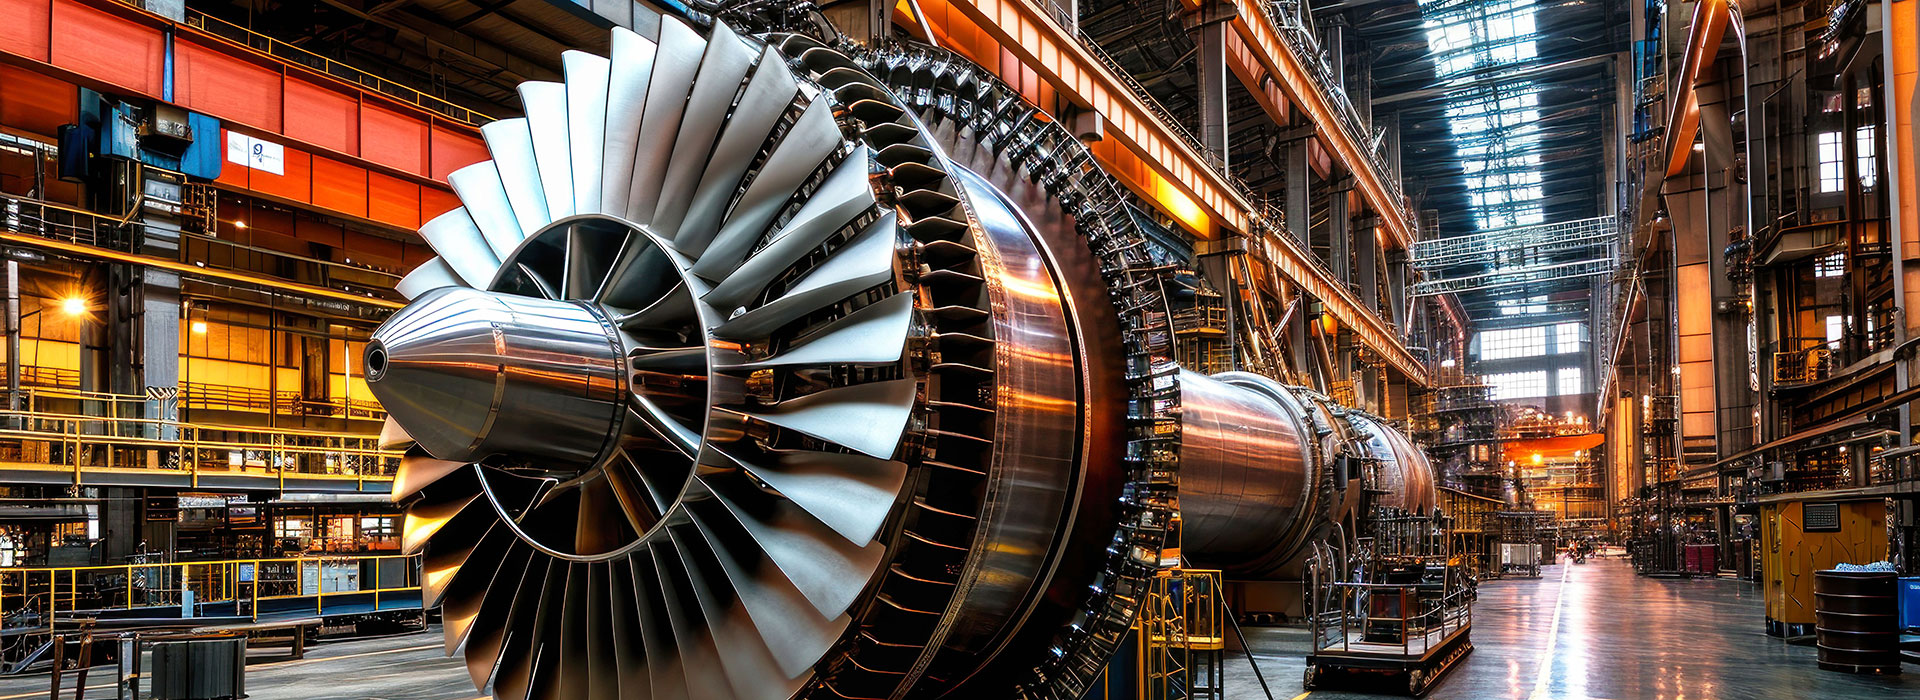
[1228,556,1919,699]
[6,555,1915,699]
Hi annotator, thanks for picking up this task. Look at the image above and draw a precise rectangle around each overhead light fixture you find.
[61,296,86,316]
[191,320,208,334]
[233,220,247,229]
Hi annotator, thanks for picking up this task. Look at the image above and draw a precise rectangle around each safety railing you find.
[1309,580,1473,657]
[6,382,386,422]
[0,192,406,314]
[0,554,420,630]
[0,196,132,249]
[181,10,493,127]
[1137,569,1224,700]
[0,406,399,480]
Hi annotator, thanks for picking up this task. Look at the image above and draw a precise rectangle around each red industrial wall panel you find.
[283,79,359,156]
[293,217,345,249]
[49,0,161,97]
[343,229,404,268]
[430,124,487,181]
[311,156,369,219]
[0,0,51,62]
[367,172,420,230]
[0,64,76,137]
[244,145,312,204]
[358,104,427,177]
[420,186,459,221]
[175,39,282,132]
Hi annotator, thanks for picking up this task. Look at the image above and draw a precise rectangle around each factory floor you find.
[1228,555,1920,699]
[3,555,1914,699]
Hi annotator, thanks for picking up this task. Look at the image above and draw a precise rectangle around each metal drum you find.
[1813,569,1901,674]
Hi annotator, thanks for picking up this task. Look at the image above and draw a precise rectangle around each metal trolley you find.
[1303,509,1474,695]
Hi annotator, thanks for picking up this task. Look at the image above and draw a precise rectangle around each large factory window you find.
[1553,322,1585,353]
[1488,370,1549,399]
[1558,368,1583,396]
[1816,131,1845,192]
[1815,253,1845,277]
[1479,326,1549,360]
[1856,125,1876,189]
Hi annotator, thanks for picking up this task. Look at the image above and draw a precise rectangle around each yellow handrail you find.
[0,555,421,628]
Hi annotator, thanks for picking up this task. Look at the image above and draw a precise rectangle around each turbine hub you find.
[366,286,628,469]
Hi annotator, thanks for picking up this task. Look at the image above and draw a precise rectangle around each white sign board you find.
[226,131,285,175]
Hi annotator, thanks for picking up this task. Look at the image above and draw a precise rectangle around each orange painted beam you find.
[1663,0,1729,178]
[1228,0,1412,250]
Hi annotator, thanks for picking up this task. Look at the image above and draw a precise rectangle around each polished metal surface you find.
[1349,411,1440,514]
[370,18,1442,700]
[898,161,1085,690]
[365,286,626,468]
[1177,370,1312,561]
[372,19,928,700]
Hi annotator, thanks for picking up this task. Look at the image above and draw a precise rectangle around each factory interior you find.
[0,0,1914,698]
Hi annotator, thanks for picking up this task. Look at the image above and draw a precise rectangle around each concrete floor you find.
[1227,556,1919,699]
[3,556,1914,699]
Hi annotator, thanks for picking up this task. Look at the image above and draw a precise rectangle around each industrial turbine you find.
[366,16,1435,700]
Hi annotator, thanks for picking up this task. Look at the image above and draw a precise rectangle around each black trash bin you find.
[1812,569,1901,674]
[149,636,247,699]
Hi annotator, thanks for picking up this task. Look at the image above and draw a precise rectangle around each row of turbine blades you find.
[380,18,934,700]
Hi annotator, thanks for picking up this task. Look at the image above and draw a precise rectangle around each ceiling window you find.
[1420,0,1547,230]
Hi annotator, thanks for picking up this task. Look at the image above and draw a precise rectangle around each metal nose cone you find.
[366,286,628,469]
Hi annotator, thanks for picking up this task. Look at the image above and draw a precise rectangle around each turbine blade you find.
[447,163,528,260]
[665,525,806,700]
[671,45,800,255]
[696,149,880,301]
[401,502,478,557]
[563,223,625,299]
[396,258,462,299]
[601,27,658,215]
[724,292,914,370]
[688,97,842,283]
[479,118,553,235]
[606,556,655,700]
[649,543,731,698]
[734,378,918,461]
[584,563,620,700]
[628,397,701,458]
[378,417,416,450]
[712,446,907,545]
[519,81,575,221]
[418,209,502,288]
[710,217,899,340]
[627,18,707,225]
[457,541,535,663]
[651,22,755,241]
[629,346,707,374]
[628,552,687,700]
[564,51,611,216]
[684,500,851,678]
[704,477,885,619]
[392,453,467,501]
